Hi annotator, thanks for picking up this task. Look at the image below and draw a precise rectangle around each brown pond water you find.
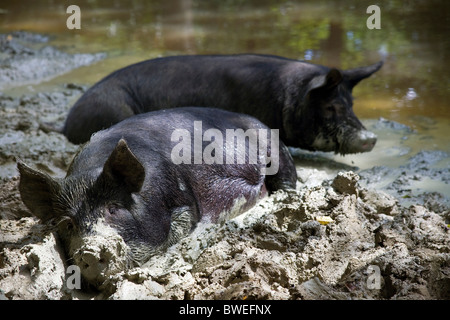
[0,0,449,173]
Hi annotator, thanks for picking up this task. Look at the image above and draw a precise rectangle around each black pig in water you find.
[60,54,382,154]
[19,107,297,286]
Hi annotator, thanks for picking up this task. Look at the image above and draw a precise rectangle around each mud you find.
[0,32,449,300]
[0,31,105,91]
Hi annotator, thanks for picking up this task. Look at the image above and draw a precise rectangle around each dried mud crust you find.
[0,31,449,300]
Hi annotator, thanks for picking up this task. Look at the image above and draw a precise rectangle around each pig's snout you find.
[356,130,377,152]
[338,128,377,154]
[72,235,129,286]
[76,246,111,280]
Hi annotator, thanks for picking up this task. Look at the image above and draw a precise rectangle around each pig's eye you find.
[66,221,74,231]
[57,218,75,233]
[106,206,121,216]
[105,205,128,217]
[105,205,132,224]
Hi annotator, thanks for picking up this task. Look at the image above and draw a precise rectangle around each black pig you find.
[19,107,297,286]
[61,54,382,155]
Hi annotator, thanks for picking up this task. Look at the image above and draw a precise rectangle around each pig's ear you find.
[343,60,383,88]
[102,139,145,193]
[307,68,343,97]
[17,160,60,221]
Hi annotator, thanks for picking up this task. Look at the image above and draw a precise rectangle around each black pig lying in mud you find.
[19,107,297,286]
[60,54,382,155]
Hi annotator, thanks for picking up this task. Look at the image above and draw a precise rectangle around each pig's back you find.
[67,107,269,177]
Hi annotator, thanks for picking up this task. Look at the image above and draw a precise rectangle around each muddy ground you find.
[0,32,449,300]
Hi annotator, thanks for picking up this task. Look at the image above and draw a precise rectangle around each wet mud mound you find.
[1,172,449,300]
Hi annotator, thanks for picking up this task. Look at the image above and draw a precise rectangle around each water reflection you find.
[405,88,418,101]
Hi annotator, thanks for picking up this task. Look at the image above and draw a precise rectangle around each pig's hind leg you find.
[264,142,297,192]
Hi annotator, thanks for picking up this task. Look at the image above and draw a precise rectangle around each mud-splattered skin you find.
[62,54,382,154]
[295,79,375,155]
[18,107,297,286]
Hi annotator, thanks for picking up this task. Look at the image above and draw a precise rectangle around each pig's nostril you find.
[78,250,108,271]
[80,252,96,265]
[99,248,112,264]
[357,130,377,151]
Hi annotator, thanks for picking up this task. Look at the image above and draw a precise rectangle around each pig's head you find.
[284,61,382,155]
[17,139,155,287]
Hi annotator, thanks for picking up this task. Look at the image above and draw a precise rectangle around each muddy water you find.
[0,1,449,185]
